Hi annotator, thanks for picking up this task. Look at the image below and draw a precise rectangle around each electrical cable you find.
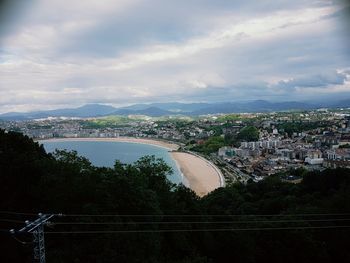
[57,212,350,217]
[0,219,26,224]
[11,235,32,245]
[51,218,350,225]
[0,211,37,216]
[1,210,350,217]
[43,225,350,234]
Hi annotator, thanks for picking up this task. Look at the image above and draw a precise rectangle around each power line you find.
[1,210,350,217]
[57,213,350,217]
[43,225,350,234]
[51,218,350,225]
[0,211,37,216]
[0,219,26,224]
[10,213,58,263]
[11,235,32,245]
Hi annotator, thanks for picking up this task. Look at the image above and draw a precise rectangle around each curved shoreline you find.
[187,150,225,189]
[171,152,223,197]
[38,137,179,151]
[38,137,223,196]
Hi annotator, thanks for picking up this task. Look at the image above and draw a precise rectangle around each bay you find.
[41,140,182,184]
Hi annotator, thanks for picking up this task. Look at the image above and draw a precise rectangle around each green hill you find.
[1,130,350,263]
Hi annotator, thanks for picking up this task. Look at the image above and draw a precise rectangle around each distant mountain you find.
[330,99,350,108]
[120,101,318,115]
[113,107,173,117]
[40,104,117,117]
[0,104,117,120]
[1,99,350,120]
[120,102,210,113]
[192,100,317,115]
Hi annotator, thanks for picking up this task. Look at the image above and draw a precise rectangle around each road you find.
[210,155,252,184]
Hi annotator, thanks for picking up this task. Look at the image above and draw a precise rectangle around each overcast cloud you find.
[0,0,349,113]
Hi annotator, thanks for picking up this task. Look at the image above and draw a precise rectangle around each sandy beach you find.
[39,137,179,151]
[39,137,223,196]
[171,152,224,197]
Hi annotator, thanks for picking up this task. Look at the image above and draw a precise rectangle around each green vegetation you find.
[82,115,136,128]
[216,114,242,122]
[236,126,260,141]
[1,130,350,263]
[225,125,260,146]
[276,121,330,136]
[83,115,195,129]
[156,119,194,129]
[191,126,260,154]
[157,116,198,126]
[192,136,225,154]
[216,114,262,123]
[203,125,223,136]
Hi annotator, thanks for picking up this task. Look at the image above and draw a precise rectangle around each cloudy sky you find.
[0,0,349,113]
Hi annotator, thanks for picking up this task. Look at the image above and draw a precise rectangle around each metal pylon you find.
[32,224,46,263]
[10,213,59,263]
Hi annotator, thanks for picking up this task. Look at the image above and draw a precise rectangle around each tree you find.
[237,126,260,141]
[193,136,225,154]
[1,129,350,263]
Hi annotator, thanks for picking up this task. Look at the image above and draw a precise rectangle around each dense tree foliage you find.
[192,136,225,154]
[276,121,330,136]
[1,130,350,263]
[236,126,260,142]
[223,126,260,147]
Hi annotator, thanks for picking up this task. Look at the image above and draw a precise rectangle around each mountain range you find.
[1,99,349,120]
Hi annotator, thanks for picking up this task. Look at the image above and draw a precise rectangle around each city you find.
[1,0,350,261]
[2,108,350,185]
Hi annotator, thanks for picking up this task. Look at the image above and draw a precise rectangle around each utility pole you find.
[10,213,58,263]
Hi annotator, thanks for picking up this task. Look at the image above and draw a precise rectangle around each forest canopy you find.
[0,130,350,263]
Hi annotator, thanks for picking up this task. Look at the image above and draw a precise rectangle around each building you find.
[218,146,236,158]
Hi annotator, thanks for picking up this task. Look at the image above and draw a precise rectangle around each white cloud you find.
[107,6,336,71]
[0,0,349,113]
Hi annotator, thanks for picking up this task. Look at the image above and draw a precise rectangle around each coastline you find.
[39,137,223,196]
[170,151,223,197]
[38,137,179,151]
[187,151,225,189]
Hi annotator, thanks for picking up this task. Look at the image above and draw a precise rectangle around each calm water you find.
[41,140,182,184]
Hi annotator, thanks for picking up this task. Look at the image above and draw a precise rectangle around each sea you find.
[41,140,183,184]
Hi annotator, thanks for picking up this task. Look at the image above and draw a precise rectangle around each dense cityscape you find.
[2,108,350,185]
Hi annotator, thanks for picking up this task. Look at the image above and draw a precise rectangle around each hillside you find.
[2,99,350,120]
[0,130,350,262]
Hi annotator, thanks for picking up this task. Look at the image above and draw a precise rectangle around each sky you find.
[0,0,349,113]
